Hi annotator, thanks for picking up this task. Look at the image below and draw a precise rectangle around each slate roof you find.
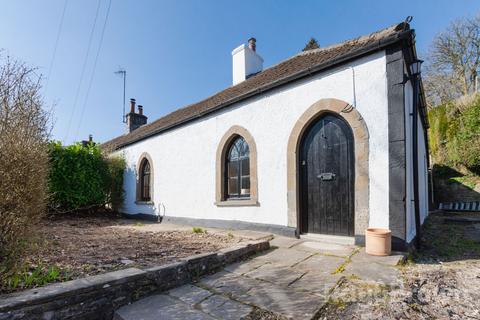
[102,22,413,151]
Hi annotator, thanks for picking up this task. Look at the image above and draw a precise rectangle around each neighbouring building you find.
[103,22,429,250]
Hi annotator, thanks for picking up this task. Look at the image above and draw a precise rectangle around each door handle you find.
[317,173,335,181]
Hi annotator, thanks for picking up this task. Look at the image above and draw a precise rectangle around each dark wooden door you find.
[300,114,354,236]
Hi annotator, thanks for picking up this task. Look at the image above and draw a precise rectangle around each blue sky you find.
[1,0,479,144]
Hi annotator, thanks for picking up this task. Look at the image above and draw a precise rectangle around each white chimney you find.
[232,37,263,85]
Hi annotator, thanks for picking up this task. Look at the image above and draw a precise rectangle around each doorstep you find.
[300,233,355,245]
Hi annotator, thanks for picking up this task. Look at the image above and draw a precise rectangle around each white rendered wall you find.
[114,51,390,229]
[405,79,429,243]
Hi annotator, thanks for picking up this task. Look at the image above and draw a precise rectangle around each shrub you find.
[0,55,50,282]
[48,141,125,212]
[428,93,480,174]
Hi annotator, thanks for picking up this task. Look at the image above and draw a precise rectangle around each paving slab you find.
[238,281,325,319]
[269,236,304,249]
[114,294,215,320]
[199,271,261,298]
[244,264,307,286]
[254,247,313,267]
[224,258,269,275]
[294,254,346,274]
[288,270,343,296]
[198,294,252,320]
[343,262,402,286]
[350,248,405,266]
[169,284,213,305]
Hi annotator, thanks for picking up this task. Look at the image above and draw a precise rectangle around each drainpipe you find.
[411,65,422,249]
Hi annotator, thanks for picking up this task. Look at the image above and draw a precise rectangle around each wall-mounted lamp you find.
[409,59,423,77]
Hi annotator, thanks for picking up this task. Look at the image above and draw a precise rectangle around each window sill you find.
[215,199,259,207]
[135,201,154,205]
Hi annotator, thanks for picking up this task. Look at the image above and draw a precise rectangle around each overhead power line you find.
[74,0,113,141]
[44,0,68,94]
[63,0,102,143]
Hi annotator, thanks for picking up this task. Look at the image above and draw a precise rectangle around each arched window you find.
[140,159,151,201]
[225,136,250,199]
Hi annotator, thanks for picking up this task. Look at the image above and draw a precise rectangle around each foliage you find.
[0,54,50,285]
[428,93,480,173]
[423,13,480,106]
[107,155,126,210]
[4,264,71,292]
[48,141,125,212]
[302,37,320,51]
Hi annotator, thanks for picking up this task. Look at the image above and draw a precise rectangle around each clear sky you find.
[1,0,479,144]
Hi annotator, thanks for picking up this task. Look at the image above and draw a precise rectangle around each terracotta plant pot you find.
[365,228,391,256]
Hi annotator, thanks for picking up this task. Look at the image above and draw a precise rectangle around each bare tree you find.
[425,14,480,106]
[0,53,50,279]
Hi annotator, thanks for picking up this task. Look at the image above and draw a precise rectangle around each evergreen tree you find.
[303,37,320,51]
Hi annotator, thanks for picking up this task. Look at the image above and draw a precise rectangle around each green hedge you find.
[428,94,480,173]
[48,141,125,211]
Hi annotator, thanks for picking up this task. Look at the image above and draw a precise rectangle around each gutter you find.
[113,29,414,150]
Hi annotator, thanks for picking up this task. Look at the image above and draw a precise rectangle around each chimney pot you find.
[130,98,136,113]
[248,37,256,52]
[88,134,93,142]
[126,100,147,133]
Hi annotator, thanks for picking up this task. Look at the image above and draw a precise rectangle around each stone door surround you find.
[287,98,369,242]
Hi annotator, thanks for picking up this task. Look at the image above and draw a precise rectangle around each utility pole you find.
[114,68,127,123]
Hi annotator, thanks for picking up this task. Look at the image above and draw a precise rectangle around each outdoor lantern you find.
[409,59,423,76]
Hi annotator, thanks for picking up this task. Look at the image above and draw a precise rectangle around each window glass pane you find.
[228,161,238,178]
[141,159,151,201]
[241,159,249,176]
[241,176,250,194]
[225,136,251,199]
[143,162,150,174]
[228,177,238,196]
[228,144,239,160]
[239,139,249,158]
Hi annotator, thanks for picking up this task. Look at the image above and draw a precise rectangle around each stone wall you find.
[0,240,270,320]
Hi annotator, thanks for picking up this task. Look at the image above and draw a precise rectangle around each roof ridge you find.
[102,21,410,151]
[297,22,407,57]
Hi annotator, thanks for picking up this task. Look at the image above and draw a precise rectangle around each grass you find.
[448,176,478,189]
[416,215,480,261]
[4,265,71,291]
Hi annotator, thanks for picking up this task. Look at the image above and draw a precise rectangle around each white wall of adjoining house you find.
[405,79,429,243]
[116,50,389,229]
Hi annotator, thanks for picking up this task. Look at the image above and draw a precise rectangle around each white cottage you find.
[103,22,429,250]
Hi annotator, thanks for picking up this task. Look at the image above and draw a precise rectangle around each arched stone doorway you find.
[287,98,369,242]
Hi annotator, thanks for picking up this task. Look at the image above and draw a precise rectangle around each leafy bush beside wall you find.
[48,141,125,212]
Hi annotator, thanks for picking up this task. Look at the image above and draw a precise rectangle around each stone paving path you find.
[115,237,405,320]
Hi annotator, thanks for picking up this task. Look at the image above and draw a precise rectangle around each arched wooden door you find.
[299,113,354,236]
